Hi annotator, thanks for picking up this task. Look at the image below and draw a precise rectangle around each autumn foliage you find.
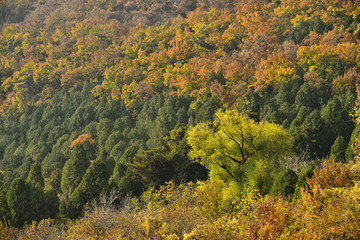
[69,134,96,150]
[1,0,360,238]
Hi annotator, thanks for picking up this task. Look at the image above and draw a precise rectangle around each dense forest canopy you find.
[1,0,360,238]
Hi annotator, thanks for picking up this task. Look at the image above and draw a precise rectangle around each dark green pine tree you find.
[26,162,44,190]
[321,97,351,152]
[26,162,48,222]
[289,107,310,154]
[68,160,109,218]
[301,109,327,158]
[270,168,298,198]
[105,131,123,154]
[287,20,310,44]
[310,16,326,34]
[48,168,62,193]
[109,144,144,197]
[346,125,360,162]
[110,162,144,197]
[44,188,59,219]
[113,116,132,132]
[61,144,90,195]
[60,144,90,214]
[0,181,10,222]
[290,107,328,158]
[293,164,315,201]
[194,96,220,123]
[96,118,113,151]
[294,83,316,110]
[330,136,347,162]
[129,148,176,188]
[6,178,30,227]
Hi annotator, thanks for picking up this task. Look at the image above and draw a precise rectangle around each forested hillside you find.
[1,0,360,238]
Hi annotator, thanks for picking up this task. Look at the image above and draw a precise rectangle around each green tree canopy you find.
[110,162,144,197]
[26,162,44,190]
[60,144,90,201]
[0,181,9,222]
[293,164,315,201]
[6,178,30,227]
[330,136,347,162]
[270,168,298,197]
[69,160,109,218]
[129,148,176,187]
[187,110,293,182]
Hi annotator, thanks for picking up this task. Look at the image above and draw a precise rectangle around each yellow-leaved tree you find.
[187,110,293,194]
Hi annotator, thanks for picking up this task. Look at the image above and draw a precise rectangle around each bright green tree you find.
[187,110,293,184]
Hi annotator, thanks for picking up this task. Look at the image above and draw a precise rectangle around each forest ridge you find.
[1,0,360,239]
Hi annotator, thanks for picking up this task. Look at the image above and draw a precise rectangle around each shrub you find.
[0,220,17,240]
[243,196,293,239]
[307,159,353,190]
